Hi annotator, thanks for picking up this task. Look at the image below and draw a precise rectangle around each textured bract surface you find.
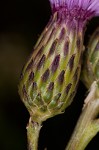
[19,13,83,123]
[18,0,99,123]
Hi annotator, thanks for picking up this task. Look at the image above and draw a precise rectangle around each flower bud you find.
[81,27,99,89]
[19,0,99,123]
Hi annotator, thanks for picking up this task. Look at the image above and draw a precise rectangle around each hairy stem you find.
[65,82,99,150]
[27,117,42,150]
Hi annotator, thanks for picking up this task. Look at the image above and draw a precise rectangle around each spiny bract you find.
[18,0,99,123]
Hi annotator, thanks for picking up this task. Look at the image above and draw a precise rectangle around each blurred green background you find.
[0,0,99,150]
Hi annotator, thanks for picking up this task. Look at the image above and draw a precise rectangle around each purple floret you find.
[49,0,99,17]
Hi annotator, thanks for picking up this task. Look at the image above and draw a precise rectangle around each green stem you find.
[65,82,99,150]
[27,117,42,150]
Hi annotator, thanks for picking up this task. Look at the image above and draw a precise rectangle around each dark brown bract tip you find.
[22,85,28,99]
[68,54,75,71]
[51,54,60,72]
[37,54,46,69]
[64,39,69,56]
[32,82,37,90]
[49,39,58,56]
[42,69,50,82]
[26,59,34,71]
[65,83,72,94]
[29,72,34,82]
[58,70,65,84]
[48,82,54,91]
[59,28,66,40]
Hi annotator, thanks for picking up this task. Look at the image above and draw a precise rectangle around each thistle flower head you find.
[18,0,99,123]
[81,27,99,89]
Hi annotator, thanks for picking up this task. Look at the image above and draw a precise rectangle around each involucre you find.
[19,0,99,123]
[18,0,99,149]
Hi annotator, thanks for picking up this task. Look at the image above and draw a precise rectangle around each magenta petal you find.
[49,0,99,16]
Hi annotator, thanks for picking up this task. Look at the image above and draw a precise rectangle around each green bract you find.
[81,27,99,89]
[18,1,99,149]
[18,13,82,123]
[18,0,99,124]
